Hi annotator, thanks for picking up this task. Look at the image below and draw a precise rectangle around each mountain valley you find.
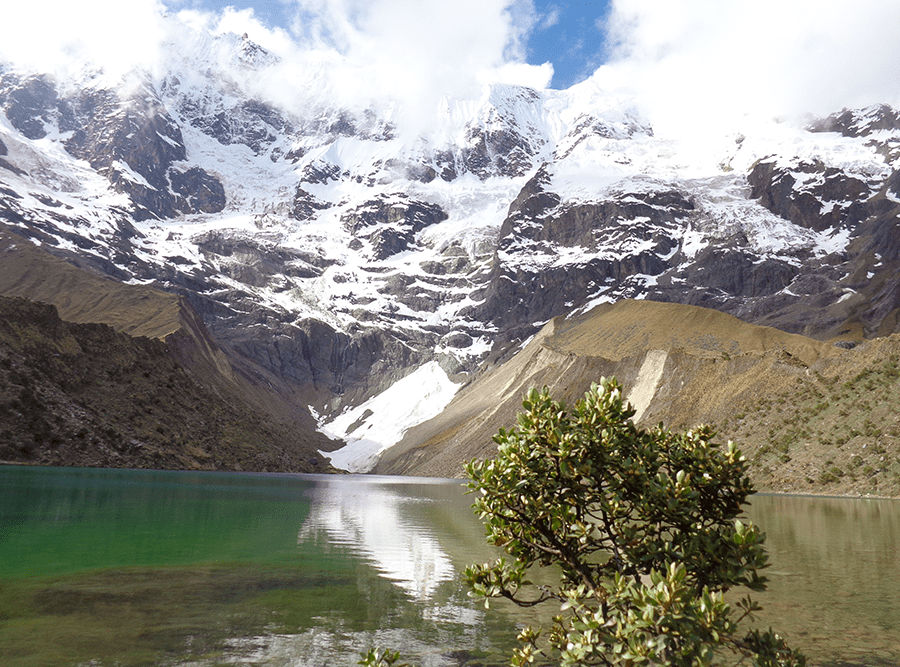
[3,23,900,494]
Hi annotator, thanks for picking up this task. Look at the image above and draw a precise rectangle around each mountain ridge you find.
[376,299,900,498]
[0,226,338,471]
[374,299,841,477]
[3,23,900,481]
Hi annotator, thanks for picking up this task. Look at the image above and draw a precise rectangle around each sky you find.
[172,0,613,90]
[2,0,900,137]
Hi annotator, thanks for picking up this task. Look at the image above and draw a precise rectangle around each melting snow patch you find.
[111,160,153,189]
[570,290,615,316]
[814,227,852,256]
[319,361,460,473]
[837,289,857,304]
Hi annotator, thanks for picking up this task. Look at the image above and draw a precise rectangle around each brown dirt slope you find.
[0,230,182,340]
[0,295,335,471]
[376,299,900,497]
[0,227,337,471]
[547,299,835,366]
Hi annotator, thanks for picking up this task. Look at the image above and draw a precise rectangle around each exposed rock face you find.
[809,104,900,138]
[748,159,872,232]
[0,73,58,140]
[181,96,294,156]
[299,160,342,184]
[429,84,550,181]
[341,196,448,260]
[0,233,342,472]
[481,169,795,338]
[0,71,226,220]
[0,136,24,175]
[290,186,331,221]
[461,124,535,179]
[170,166,227,214]
[231,318,423,405]
[63,85,228,219]
[673,247,798,299]
[0,295,336,471]
[194,231,326,285]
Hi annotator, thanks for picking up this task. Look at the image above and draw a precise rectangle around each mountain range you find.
[2,25,900,494]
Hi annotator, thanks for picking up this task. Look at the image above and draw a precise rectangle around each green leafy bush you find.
[464,378,804,667]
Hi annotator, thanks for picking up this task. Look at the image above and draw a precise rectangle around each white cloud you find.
[0,0,167,79]
[596,0,900,137]
[0,0,552,138]
[279,0,550,116]
[4,0,898,142]
[486,61,554,90]
[178,6,301,60]
[540,6,561,31]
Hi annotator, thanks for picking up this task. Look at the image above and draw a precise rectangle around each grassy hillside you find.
[713,335,900,497]
[378,299,900,497]
[0,230,183,339]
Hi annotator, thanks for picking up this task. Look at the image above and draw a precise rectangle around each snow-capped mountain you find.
[3,22,900,472]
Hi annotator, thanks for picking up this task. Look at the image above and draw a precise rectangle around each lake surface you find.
[0,466,898,667]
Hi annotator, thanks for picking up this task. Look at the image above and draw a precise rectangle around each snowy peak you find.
[0,71,59,141]
[809,104,900,138]
[235,33,281,70]
[0,66,229,222]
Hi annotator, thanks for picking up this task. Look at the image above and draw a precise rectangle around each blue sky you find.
[167,0,613,90]
[524,2,613,89]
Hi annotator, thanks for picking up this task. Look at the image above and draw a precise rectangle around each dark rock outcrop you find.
[194,230,325,285]
[225,314,424,410]
[0,74,227,219]
[299,160,342,185]
[341,196,448,260]
[809,104,900,138]
[0,73,58,140]
[480,173,694,334]
[462,124,536,179]
[170,166,227,214]
[182,97,293,155]
[61,85,229,219]
[749,158,872,232]
[0,136,26,175]
[291,186,330,221]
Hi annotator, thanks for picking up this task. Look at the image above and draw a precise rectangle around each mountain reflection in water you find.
[297,477,456,600]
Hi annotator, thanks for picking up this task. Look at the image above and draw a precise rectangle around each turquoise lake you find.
[0,465,898,666]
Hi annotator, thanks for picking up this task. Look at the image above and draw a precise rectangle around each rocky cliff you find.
[0,229,337,471]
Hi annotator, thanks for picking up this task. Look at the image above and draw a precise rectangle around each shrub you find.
[464,379,804,667]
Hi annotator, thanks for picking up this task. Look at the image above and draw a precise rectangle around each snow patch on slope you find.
[318,361,460,473]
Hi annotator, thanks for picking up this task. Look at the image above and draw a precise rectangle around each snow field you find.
[318,361,460,472]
